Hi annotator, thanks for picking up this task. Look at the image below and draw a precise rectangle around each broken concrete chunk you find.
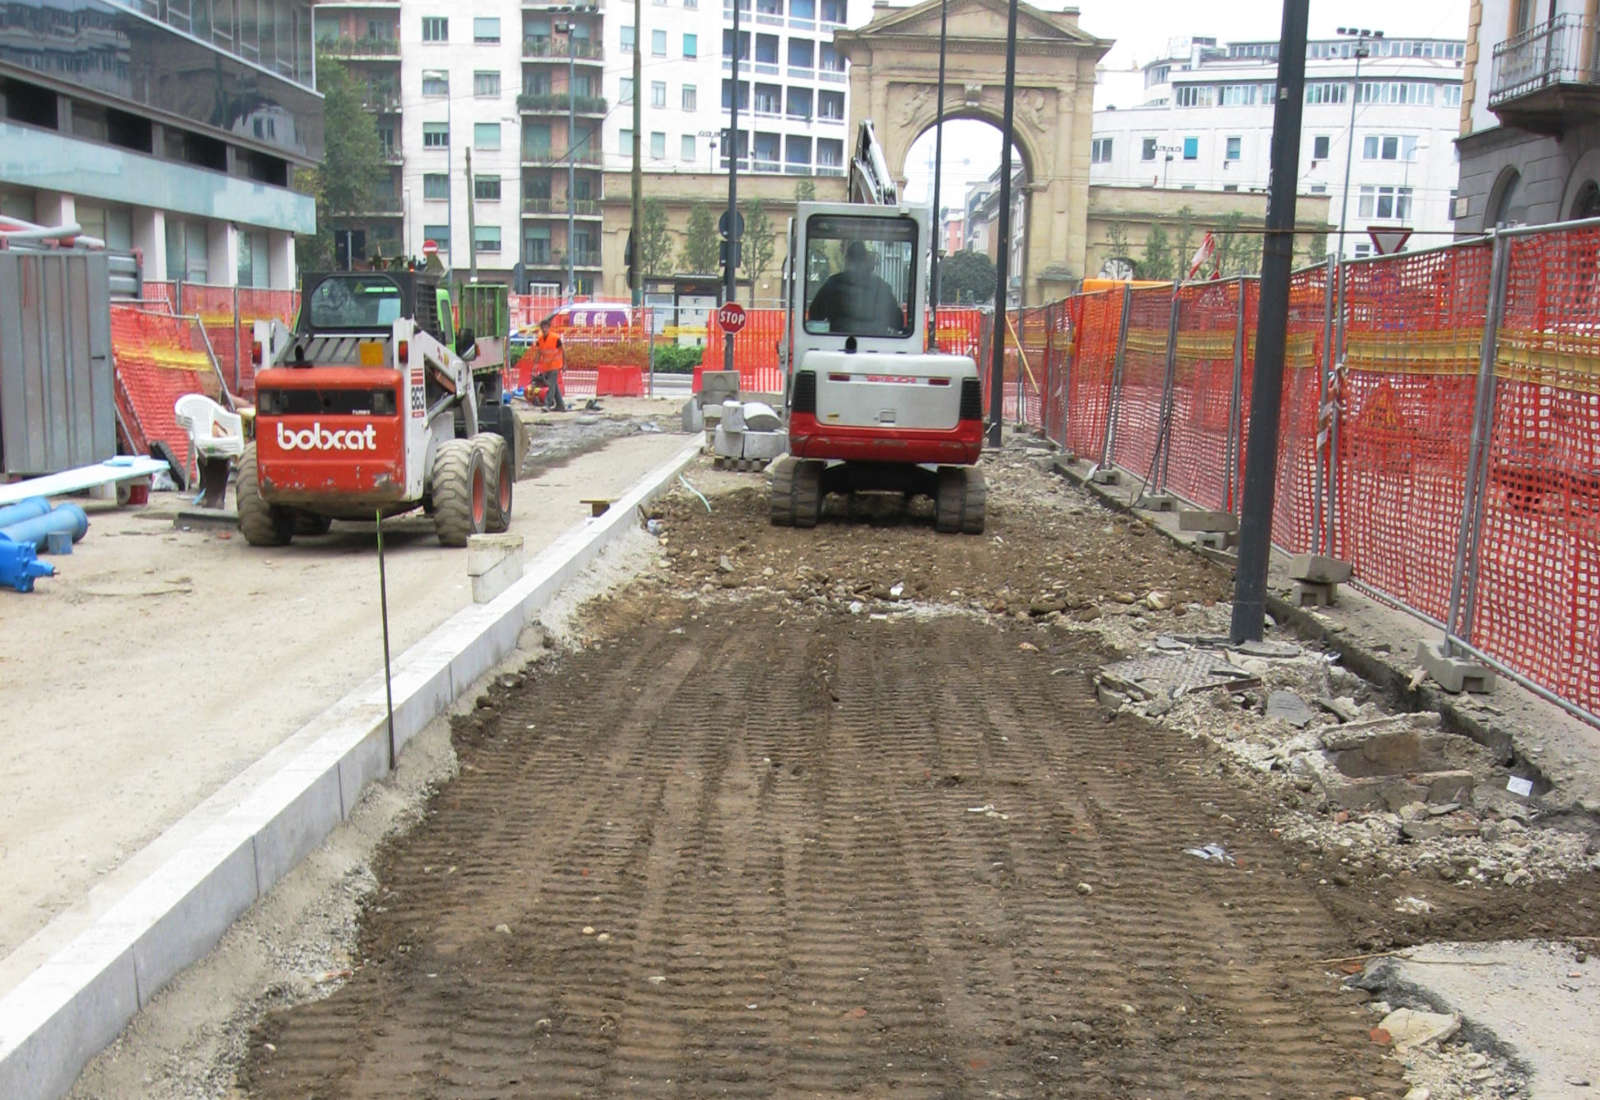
[1378,1008,1460,1051]
[1333,731,1422,778]
[1266,691,1317,728]
[1314,695,1363,723]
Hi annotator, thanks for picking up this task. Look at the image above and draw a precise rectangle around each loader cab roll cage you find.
[296,272,456,349]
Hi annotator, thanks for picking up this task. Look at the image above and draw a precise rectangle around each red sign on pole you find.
[717,302,747,335]
[421,239,439,258]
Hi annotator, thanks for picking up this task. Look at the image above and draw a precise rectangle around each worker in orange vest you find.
[531,317,567,412]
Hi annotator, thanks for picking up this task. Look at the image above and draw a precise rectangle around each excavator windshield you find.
[803,214,916,338]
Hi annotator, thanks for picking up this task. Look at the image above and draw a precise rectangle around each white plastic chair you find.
[174,393,243,508]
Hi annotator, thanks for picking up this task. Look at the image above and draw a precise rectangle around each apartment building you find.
[600,0,862,179]
[1457,0,1600,231]
[0,0,323,289]
[1092,34,1466,258]
[316,0,603,292]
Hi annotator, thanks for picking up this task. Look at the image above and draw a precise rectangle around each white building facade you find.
[600,0,865,180]
[1092,35,1467,258]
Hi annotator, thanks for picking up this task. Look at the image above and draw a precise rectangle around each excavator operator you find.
[808,240,905,337]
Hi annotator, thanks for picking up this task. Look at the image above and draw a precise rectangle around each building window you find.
[423,122,449,148]
[620,128,633,153]
[473,226,501,253]
[818,90,844,120]
[474,122,501,149]
[422,73,448,97]
[1142,137,1157,161]
[1310,184,1327,193]
[1218,84,1255,106]
[1175,85,1214,107]
[652,29,667,56]
[620,78,634,103]
[1090,137,1112,164]
[1358,185,1413,219]
[423,173,449,199]
[1312,135,1330,159]
[473,17,500,44]
[1182,136,1198,160]
[524,225,551,264]
[684,32,698,58]
[621,25,635,49]
[682,134,696,161]
[422,16,447,42]
[1225,136,1241,161]
[424,224,450,252]
[683,85,698,110]
[1304,82,1347,104]
[651,131,667,158]
[474,71,500,97]
[651,81,667,107]
[475,175,501,200]
[1362,134,1416,161]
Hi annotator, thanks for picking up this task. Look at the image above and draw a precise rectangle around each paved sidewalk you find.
[0,422,693,978]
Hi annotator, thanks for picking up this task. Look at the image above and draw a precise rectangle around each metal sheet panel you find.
[0,252,115,475]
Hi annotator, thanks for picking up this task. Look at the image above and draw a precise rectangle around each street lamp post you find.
[1335,27,1382,261]
[555,22,578,300]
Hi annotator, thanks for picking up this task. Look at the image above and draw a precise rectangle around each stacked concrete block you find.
[1289,553,1353,608]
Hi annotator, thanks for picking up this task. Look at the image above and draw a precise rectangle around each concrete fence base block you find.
[1195,530,1237,551]
[1089,466,1120,485]
[741,430,788,461]
[1417,640,1497,694]
[1141,492,1178,512]
[1289,553,1354,585]
[1295,580,1339,607]
[1178,509,1239,533]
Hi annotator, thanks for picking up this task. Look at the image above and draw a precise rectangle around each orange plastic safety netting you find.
[1058,290,1123,461]
[1470,227,1600,712]
[1109,285,1175,483]
[110,305,223,475]
[1164,280,1244,515]
[1333,244,1491,618]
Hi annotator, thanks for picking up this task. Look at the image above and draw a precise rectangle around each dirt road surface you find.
[0,413,686,965]
[236,455,1447,1098]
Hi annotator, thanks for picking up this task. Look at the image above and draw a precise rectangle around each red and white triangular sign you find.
[1367,226,1413,255]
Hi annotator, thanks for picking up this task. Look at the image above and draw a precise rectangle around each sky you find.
[900,0,1470,206]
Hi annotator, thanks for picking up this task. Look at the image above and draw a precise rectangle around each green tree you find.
[938,249,998,305]
[1141,225,1174,281]
[1102,221,1137,277]
[1305,233,1329,268]
[1213,211,1257,277]
[680,203,719,273]
[296,54,386,272]
[794,180,816,202]
[640,197,674,276]
[740,198,777,291]
[1171,206,1197,281]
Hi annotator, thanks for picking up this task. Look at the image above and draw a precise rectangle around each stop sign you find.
[717,302,747,335]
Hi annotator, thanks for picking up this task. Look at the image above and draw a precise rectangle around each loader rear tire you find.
[769,457,796,526]
[236,443,293,546]
[432,439,488,547]
[472,432,514,533]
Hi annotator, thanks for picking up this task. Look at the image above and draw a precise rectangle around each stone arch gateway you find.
[833,0,1110,305]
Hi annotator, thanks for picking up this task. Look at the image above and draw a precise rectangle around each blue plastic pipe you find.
[0,534,53,592]
[0,502,88,550]
[0,497,50,529]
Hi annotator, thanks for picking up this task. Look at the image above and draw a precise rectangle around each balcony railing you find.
[522,198,603,215]
[521,146,606,166]
[1491,14,1600,105]
[523,36,604,61]
[362,86,401,112]
[518,92,608,114]
[571,249,602,268]
[316,35,400,58]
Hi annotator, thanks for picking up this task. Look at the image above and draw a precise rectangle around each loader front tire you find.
[237,443,293,546]
[432,439,488,547]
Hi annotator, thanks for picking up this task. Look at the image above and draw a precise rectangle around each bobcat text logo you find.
[276,422,379,452]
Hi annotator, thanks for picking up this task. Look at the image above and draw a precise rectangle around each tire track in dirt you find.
[245,605,1405,1099]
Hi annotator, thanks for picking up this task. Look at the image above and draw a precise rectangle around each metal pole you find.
[1100,282,1131,468]
[928,0,949,346]
[1230,0,1311,645]
[445,76,453,282]
[631,0,643,307]
[564,30,576,299]
[466,145,477,282]
[1335,44,1364,263]
[1445,229,1510,648]
[1154,286,1181,492]
[1225,277,1246,510]
[724,0,741,373]
[1315,252,1336,552]
[986,0,1021,448]
[376,509,396,771]
[232,285,242,395]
